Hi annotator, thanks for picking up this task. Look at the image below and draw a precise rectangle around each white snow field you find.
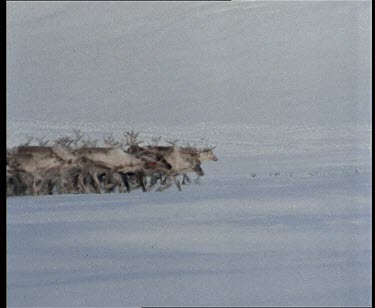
[7,1,372,307]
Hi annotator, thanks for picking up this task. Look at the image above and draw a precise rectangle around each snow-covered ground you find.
[7,1,372,307]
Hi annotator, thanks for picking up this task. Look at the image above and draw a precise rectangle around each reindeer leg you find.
[105,183,116,193]
[173,175,182,191]
[77,173,88,194]
[104,173,123,193]
[31,175,44,196]
[156,173,162,184]
[149,173,156,186]
[194,175,201,184]
[117,177,126,193]
[46,179,55,195]
[124,176,131,193]
[101,173,113,193]
[113,173,126,193]
[62,180,69,194]
[182,174,191,185]
[31,181,38,196]
[157,174,170,191]
[17,174,29,196]
[156,178,172,191]
[64,173,76,194]
[137,173,147,192]
[160,175,168,185]
[55,177,63,194]
[119,173,131,193]
[72,173,81,194]
[146,173,159,191]
[91,172,102,194]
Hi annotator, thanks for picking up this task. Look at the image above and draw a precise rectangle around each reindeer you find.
[9,143,84,195]
[7,160,41,196]
[181,146,218,184]
[6,164,28,196]
[143,143,205,191]
[8,152,61,175]
[122,131,177,191]
[75,145,171,192]
[7,167,36,196]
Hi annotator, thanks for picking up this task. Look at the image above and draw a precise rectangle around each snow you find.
[7,168,372,306]
[6,1,372,307]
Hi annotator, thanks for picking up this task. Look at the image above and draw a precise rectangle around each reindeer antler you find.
[36,136,49,146]
[104,134,123,148]
[72,129,84,148]
[20,136,34,146]
[203,144,216,151]
[166,139,179,146]
[54,136,74,148]
[103,134,115,146]
[151,136,162,146]
[80,136,99,147]
[89,139,99,147]
[124,130,143,146]
[198,137,216,151]
[79,139,92,149]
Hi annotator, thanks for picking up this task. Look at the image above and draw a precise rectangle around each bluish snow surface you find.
[7,1,372,307]
[7,165,372,307]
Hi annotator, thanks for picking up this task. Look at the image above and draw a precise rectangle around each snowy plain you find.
[6,1,372,307]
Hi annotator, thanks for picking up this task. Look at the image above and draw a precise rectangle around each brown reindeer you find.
[9,144,87,194]
[143,145,205,191]
[75,146,171,192]
[181,147,218,184]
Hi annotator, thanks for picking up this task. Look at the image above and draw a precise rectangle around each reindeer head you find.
[200,147,218,161]
[155,154,172,170]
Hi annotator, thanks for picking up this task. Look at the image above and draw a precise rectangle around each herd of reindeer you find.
[6,130,218,196]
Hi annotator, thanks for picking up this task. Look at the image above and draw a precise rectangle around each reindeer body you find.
[9,146,80,194]
[8,152,63,175]
[77,147,171,192]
